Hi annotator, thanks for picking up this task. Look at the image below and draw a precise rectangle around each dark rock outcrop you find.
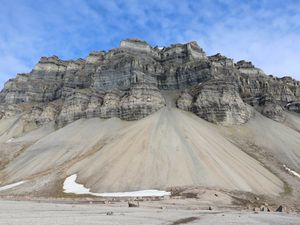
[0,38,299,127]
[244,95,285,122]
[120,83,165,120]
[286,101,300,113]
[177,79,252,125]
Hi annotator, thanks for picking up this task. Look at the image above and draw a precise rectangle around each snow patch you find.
[63,174,91,195]
[6,138,14,143]
[0,181,26,192]
[283,165,300,179]
[63,174,171,197]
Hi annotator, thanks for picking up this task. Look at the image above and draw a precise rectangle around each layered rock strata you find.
[177,79,252,125]
[0,38,299,127]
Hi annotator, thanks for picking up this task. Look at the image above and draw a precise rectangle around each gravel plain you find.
[0,200,300,225]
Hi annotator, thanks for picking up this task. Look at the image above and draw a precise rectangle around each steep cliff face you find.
[0,38,299,127]
[177,79,252,125]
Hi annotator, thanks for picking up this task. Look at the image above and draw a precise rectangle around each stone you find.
[276,205,284,212]
[128,201,139,207]
[106,211,113,216]
[260,205,271,212]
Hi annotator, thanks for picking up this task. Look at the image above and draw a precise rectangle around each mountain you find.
[0,39,299,204]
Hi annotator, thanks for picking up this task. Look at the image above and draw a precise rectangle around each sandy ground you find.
[0,107,285,195]
[0,200,299,225]
[221,112,300,172]
[219,110,300,202]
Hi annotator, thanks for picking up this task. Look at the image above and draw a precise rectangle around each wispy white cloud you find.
[0,0,300,89]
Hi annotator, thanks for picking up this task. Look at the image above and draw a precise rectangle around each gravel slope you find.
[0,107,285,196]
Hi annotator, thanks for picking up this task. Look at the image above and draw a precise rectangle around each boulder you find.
[128,201,139,207]
[260,205,271,212]
[276,205,285,212]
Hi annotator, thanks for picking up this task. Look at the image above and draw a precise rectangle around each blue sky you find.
[1,0,300,88]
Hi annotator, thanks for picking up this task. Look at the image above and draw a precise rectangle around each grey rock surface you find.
[0,38,299,126]
[120,83,165,120]
[188,79,252,125]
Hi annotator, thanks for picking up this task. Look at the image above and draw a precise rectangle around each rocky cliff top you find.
[0,38,299,129]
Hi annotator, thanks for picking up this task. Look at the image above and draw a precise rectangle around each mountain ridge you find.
[0,38,299,130]
[0,39,300,202]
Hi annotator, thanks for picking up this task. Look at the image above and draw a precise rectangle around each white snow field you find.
[63,174,91,195]
[63,174,171,197]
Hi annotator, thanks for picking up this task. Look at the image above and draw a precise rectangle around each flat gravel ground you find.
[0,200,300,225]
